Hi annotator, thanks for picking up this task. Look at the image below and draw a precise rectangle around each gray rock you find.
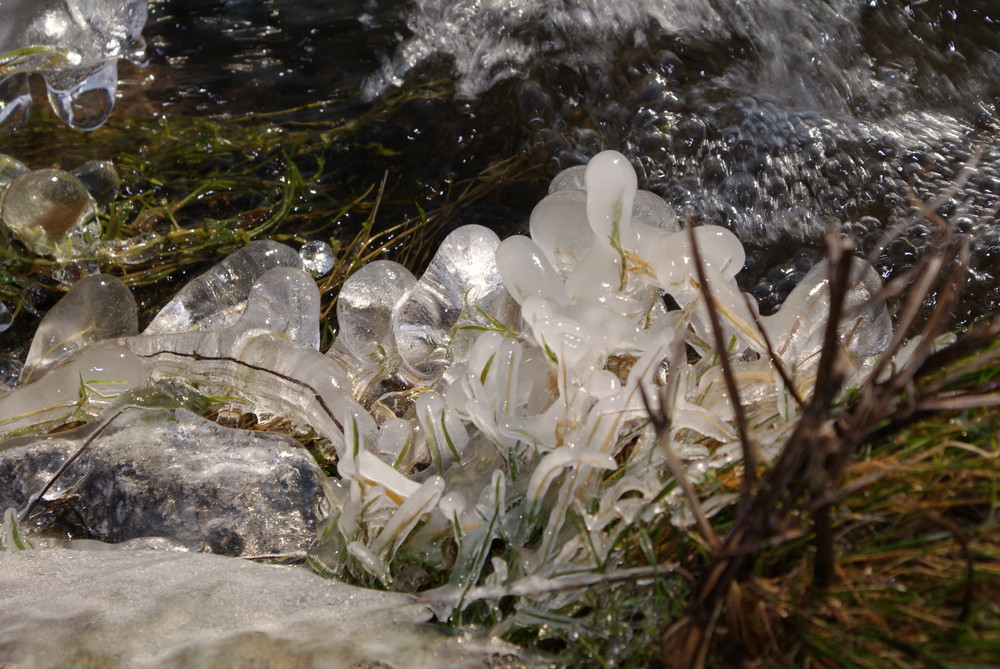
[0,548,521,668]
[0,406,328,556]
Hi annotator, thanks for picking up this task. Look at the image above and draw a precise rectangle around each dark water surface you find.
[137,0,1000,323]
[3,0,995,344]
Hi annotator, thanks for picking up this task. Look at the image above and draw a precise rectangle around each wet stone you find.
[0,407,328,556]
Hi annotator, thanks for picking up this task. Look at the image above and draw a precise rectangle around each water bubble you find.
[299,240,335,277]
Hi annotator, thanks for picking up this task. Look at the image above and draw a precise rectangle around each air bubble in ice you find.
[299,240,336,277]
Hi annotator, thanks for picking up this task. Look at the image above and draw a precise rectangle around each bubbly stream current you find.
[51,0,1000,323]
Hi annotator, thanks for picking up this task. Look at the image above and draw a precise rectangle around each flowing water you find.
[138,0,1000,322]
[1,0,996,333]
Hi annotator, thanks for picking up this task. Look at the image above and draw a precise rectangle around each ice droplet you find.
[0,0,147,129]
[633,189,679,232]
[0,343,145,434]
[20,273,137,384]
[43,61,119,131]
[337,259,416,364]
[496,234,568,306]
[239,267,321,349]
[585,150,638,250]
[529,189,590,278]
[393,225,506,380]
[299,240,335,277]
[1,169,98,260]
[72,160,120,207]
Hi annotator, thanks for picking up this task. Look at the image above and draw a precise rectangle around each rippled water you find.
[54,1,1000,322]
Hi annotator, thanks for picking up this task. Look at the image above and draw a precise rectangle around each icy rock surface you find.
[0,168,100,260]
[0,549,524,669]
[0,407,327,556]
[0,0,147,130]
[144,240,304,335]
[20,273,137,383]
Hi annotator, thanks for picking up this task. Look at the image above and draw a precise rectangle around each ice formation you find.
[0,150,893,620]
[1,168,100,259]
[0,155,126,263]
[0,549,520,669]
[0,0,147,130]
[299,240,336,277]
